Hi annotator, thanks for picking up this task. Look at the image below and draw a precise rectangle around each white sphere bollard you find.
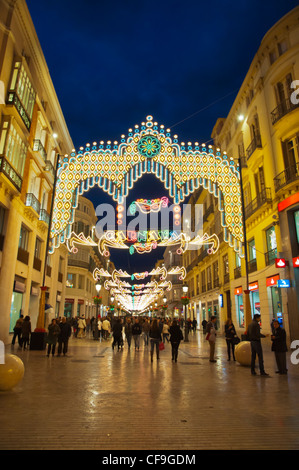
[0,354,25,390]
[235,341,251,366]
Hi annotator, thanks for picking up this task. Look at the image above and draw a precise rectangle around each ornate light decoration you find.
[50,115,244,256]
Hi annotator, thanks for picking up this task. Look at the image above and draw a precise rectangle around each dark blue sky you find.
[27,0,298,272]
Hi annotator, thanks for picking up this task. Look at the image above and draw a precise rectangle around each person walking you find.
[102,317,111,340]
[271,319,288,374]
[206,316,217,362]
[225,318,236,361]
[57,317,72,356]
[125,317,133,349]
[247,314,269,376]
[21,315,31,350]
[132,317,142,350]
[46,318,60,357]
[162,320,170,343]
[77,316,86,338]
[12,315,24,347]
[112,318,123,350]
[149,319,162,362]
[142,318,150,346]
[169,319,183,362]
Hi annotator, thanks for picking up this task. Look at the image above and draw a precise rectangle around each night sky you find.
[27,0,298,273]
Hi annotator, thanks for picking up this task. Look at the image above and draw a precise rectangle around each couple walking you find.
[149,319,183,363]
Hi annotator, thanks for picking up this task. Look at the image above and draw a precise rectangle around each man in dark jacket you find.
[169,320,184,362]
[58,317,72,356]
[112,318,123,350]
[132,317,142,350]
[271,320,288,374]
[248,314,269,376]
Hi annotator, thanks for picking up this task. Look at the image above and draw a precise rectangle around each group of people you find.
[13,310,288,373]
[205,314,288,375]
[110,316,184,362]
[46,317,72,357]
[11,315,32,350]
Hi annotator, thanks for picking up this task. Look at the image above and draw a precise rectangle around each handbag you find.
[159,342,165,351]
[205,333,211,341]
[232,336,240,345]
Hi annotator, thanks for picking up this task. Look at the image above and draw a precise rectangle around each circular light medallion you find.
[137,135,161,158]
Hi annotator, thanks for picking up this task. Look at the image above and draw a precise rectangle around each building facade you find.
[184,6,299,340]
[0,0,73,344]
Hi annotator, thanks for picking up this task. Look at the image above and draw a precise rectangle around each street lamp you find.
[94,282,101,341]
[182,284,189,342]
[238,156,252,332]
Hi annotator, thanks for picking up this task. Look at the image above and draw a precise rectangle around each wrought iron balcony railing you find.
[273,162,299,192]
[246,133,262,160]
[271,97,299,125]
[25,193,40,214]
[0,156,23,191]
[265,248,277,266]
[244,187,271,219]
[39,209,50,224]
[33,139,47,162]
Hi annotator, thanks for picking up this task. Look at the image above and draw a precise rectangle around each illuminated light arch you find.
[50,116,244,255]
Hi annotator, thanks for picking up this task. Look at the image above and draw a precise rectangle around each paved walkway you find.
[1,330,299,451]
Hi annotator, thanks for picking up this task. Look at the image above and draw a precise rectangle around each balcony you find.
[33,140,47,162]
[265,248,277,266]
[39,209,50,225]
[247,258,257,273]
[25,193,40,215]
[273,163,299,192]
[6,91,31,130]
[234,266,241,279]
[244,187,272,219]
[17,247,29,265]
[0,156,22,191]
[271,97,299,125]
[246,133,262,160]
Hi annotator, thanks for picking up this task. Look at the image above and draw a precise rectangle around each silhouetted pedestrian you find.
[169,320,183,362]
[248,314,269,376]
[206,316,217,362]
[271,319,288,374]
[21,315,31,350]
[225,318,236,361]
[58,317,72,356]
[12,315,23,347]
[149,319,162,362]
[46,319,60,357]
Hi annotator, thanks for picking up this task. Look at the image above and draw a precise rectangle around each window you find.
[19,224,29,251]
[8,62,36,120]
[248,239,256,260]
[78,275,84,289]
[0,119,27,178]
[278,40,288,56]
[34,237,42,259]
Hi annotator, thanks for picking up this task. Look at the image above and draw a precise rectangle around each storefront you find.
[266,274,283,325]
[248,281,260,317]
[9,280,26,333]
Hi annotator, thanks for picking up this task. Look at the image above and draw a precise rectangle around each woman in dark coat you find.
[149,319,162,362]
[21,315,31,350]
[46,319,60,357]
[169,320,184,362]
[225,318,237,361]
[271,320,288,374]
